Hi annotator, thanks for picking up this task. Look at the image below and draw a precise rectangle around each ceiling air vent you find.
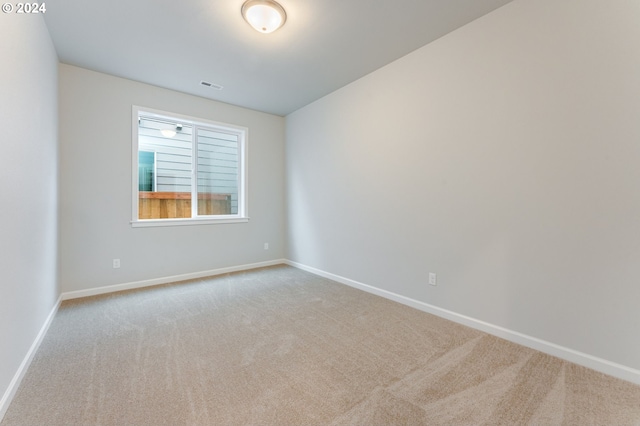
[200,81,223,90]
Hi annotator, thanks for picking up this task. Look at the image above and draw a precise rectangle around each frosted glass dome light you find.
[242,0,286,34]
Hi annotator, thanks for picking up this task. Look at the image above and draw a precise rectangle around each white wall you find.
[59,65,285,292]
[0,14,59,411]
[286,0,640,372]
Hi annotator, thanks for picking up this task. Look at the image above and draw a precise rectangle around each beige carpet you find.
[2,265,640,425]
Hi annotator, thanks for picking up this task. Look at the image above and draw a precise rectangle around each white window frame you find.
[131,105,249,227]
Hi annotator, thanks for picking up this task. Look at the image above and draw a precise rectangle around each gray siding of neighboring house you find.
[138,117,239,213]
[197,127,239,213]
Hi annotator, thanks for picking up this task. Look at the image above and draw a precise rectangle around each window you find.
[132,106,248,226]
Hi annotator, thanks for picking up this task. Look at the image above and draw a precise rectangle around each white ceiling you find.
[44,0,514,116]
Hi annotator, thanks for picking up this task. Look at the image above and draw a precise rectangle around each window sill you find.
[131,217,249,228]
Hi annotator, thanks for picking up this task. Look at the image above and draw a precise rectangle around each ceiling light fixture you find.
[241,0,286,34]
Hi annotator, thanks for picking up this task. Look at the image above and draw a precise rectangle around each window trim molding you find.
[131,105,249,227]
[130,217,249,228]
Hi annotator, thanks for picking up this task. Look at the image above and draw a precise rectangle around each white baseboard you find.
[0,296,62,422]
[62,259,287,301]
[285,260,640,386]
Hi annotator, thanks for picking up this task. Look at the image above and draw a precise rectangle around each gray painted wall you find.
[286,0,640,371]
[0,14,59,409]
[59,65,285,292]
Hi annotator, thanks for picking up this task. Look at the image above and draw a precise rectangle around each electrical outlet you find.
[113,259,121,269]
[429,272,437,286]
[264,243,269,250]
